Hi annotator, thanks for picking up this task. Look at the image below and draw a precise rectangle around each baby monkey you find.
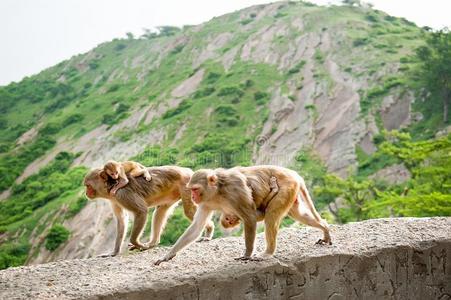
[221,176,279,229]
[103,160,152,195]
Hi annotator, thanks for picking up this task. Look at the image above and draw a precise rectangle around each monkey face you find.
[189,184,203,204]
[187,169,217,204]
[107,169,119,180]
[84,169,110,199]
[220,214,241,229]
[85,184,97,199]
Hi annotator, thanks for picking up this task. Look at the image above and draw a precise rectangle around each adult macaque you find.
[102,160,152,195]
[83,166,214,257]
[155,166,331,265]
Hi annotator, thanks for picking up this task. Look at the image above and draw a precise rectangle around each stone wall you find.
[1,217,450,299]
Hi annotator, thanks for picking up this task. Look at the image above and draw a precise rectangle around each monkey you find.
[155,168,257,265]
[83,166,215,257]
[220,176,279,228]
[102,160,152,195]
[154,165,331,265]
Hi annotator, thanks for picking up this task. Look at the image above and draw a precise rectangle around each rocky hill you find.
[0,1,448,269]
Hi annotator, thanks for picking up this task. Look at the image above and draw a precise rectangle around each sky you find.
[0,0,450,86]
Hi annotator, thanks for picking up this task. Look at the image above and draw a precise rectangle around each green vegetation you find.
[288,60,306,75]
[315,131,451,222]
[0,152,87,269]
[412,28,450,123]
[45,224,70,251]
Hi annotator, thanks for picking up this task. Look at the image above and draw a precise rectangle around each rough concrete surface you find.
[1,217,450,300]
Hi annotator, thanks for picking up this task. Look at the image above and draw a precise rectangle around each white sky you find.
[0,0,450,86]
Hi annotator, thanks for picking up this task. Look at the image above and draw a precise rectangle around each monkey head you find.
[83,169,110,200]
[220,214,241,229]
[104,160,121,180]
[186,169,218,204]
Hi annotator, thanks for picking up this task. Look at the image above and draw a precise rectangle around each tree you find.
[315,174,375,223]
[415,28,451,123]
[366,132,451,218]
[126,32,134,40]
[342,0,361,6]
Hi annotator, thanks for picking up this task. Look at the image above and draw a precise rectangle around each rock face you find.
[1,217,450,300]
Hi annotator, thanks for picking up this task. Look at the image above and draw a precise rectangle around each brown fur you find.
[155,165,331,265]
[219,166,331,249]
[102,160,152,195]
[83,166,214,257]
[220,176,278,228]
[155,168,257,264]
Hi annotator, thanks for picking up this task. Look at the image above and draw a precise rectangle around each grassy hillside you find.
[0,1,449,269]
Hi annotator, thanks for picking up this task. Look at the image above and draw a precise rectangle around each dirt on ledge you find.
[1,217,450,300]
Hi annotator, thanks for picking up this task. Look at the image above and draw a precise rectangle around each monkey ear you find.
[99,170,108,181]
[207,174,218,186]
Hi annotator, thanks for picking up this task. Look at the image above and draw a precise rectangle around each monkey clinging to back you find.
[102,160,152,195]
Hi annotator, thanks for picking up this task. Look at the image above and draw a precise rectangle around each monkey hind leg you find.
[130,168,152,181]
[288,199,332,245]
[262,187,296,257]
[197,220,214,242]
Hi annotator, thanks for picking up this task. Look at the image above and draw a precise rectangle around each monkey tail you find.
[298,182,322,222]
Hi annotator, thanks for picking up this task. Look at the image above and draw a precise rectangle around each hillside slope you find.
[0,1,447,268]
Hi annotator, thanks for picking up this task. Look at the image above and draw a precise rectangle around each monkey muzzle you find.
[85,185,96,199]
[191,188,202,204]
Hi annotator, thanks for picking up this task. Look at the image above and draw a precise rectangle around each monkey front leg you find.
[99,203,127,257]
[155,206,213,265]
[234,214,259,261]
[110,176,129,195]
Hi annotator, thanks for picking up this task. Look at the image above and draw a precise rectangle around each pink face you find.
[85,184,96,199]
[107,169,119,180]
[221,214,240,228]
[190,186,202,204]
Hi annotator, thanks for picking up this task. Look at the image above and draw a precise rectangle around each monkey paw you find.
[145,176,152,181]
[234,255,264,262]
[315,239,332,245]
[97,252,118,258]
[128,243,149,251]
[154,254,175,266]
[196,237,212,243]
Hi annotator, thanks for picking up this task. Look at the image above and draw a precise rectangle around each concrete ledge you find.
[1,217,450,299]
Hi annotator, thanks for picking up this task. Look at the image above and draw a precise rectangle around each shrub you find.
[0,242,30,270]
[288,60,306,74]
[365,13,378,23]
[102,113,115,125]
[114,43,127,51]
[254,91,270,105]
[204,72,221,84]
[45,224,70,251]
[67,196,88,218]
[240,19,252,25]
[107,84,120,93]
[116,103,130,114]
[217,86,244,98]
[170,44,185,55]
[194,87,215,99]
[62,113,84,127]
[314,50,325,63]
[162,100,192,119]
[39,122,62,136]
[353,38,368,47]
